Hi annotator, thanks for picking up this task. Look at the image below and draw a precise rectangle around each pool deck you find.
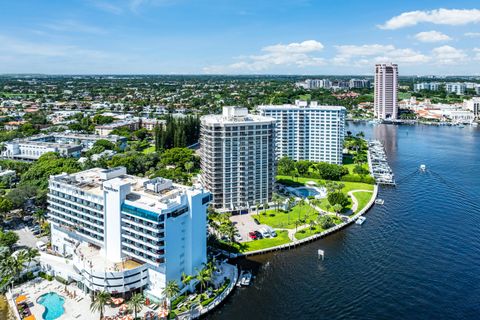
[7,278,154,320]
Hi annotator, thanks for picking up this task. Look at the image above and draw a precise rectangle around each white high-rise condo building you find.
[46,167,211,300]
[445,82,466,95]
[374,63,398,120]
[258,100,346,165]
[466,97,480,120]
[414,82,440,92]
[200,106,276,213]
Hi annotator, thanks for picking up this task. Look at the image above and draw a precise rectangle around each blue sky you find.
[0,0,479,75]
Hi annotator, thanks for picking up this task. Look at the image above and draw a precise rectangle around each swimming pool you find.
[295,187,319,197]
[37,292,65,320]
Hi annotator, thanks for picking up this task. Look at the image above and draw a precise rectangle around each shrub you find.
[55,275,68,285]
[39,272,53,281]
[200,297,215,306]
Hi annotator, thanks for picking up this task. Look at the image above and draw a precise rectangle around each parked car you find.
[263,225,277,237]
[254,231,263,239]
[234,234,242,242]
[257,227,271,238]
[248,232,257,240]
[36,241,46,251]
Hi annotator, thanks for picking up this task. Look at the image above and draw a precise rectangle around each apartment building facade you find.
[374,63,398,120]
[200,106,276,213]
[258,100,346,165]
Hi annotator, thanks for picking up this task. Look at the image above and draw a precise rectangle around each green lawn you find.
[242,230,291,251]
[276,175,374,192]
[312,197,353,213]
[294,216,343,240]
[351,191,373,213]
[256,204,318,229]
[142,144,156,154]
[218,230,291,253]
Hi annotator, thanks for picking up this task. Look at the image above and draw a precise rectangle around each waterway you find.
[210,122,480,320]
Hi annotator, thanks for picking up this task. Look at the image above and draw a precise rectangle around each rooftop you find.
[51,167,200,211]
[201,106,275,125]
[76,242,143,272]
[258,100,345,111]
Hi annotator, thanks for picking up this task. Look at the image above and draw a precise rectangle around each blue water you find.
[296,187,319,197]
[211,123,480,320]
[37,292,65,320]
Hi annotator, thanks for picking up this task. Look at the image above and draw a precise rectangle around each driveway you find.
[14,226,48,249]
[230,212,265,243]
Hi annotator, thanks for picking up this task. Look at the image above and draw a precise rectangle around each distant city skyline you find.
[0,1,479,75]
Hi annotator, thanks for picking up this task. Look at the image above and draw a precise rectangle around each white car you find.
[234,234,242,242]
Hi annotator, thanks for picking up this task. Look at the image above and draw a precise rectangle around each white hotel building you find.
[200,106,276,213]
[258,100,346,165]
[46,167,211,300]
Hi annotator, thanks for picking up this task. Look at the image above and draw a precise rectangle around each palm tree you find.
[33,209,46,224]
[288,197,296,211]
[181,272,192,293]
[128,293,145,320]
[24,248,40,270]
[195,268,211,294]
[184,161,194,174]
[90,291,111,320]
[272,194,281,212]
[333,204,343,217]
[163,280,180,302]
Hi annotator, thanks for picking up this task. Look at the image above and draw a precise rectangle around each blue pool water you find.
[296,187,319,197]
[37,292,65,320]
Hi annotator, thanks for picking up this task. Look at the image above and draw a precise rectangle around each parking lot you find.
[14,225,48,249]
[230,212,269,243]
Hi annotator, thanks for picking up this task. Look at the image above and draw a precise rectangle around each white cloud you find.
[43,20,108,35]
[378,8,480,29]
[465,32,480,37]
[431,45,467,64]
[414,30,451,42]
[0,34,111,60]
[89,0,123,14]
[473,48,480,60]
[333,44,430,66]
[203,40,325,73]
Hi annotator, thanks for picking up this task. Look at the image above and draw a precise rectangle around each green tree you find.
[90,291,111,320]
[333,204,343,216]
[327,191,349,208]
[128,293,145,320]
[277,157,295,177]
[295,160,311,176]
[0,230,19,251]
[195,268,212,294]
[163,279,180,302]
[0,197,13,218]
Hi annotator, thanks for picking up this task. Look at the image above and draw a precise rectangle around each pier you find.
[368,140,395,185]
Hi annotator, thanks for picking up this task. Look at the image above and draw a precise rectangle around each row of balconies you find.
[48,205,104,233]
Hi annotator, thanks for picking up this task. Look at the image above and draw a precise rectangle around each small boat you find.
[236,271,244,287]
[241,271,252,286]
[356,216,366,225]
[420,164,426,171]
[375,199,384,205]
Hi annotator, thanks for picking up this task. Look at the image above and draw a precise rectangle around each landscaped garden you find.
[255,203,318,229]
[294,215,343,240]
[216,230,291,253]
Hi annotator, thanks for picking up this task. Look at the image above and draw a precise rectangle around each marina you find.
[368,140,395,185]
